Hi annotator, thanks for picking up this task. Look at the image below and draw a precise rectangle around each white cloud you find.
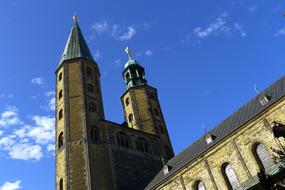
[91,20,136,41]
[145,49,153,56]
[190,13,247,40]
[92,20,108,34]
[0,106,54,161]
[275,27,285,36]
[31,77,44,85]
[47,144,55,155]
[0,180,21,190]
[0,107,22,127]
[44,91,55,111]
[48,97,55,111]
[9,144,42,161]
[27,116,55,144]
[119,27,136,41]
[45,91,55,97]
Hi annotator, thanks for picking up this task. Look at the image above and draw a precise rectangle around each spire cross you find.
[125,46,132,60]
[73,10,78,22]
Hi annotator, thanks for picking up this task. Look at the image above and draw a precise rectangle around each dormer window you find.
[258,93,269,106]
[163,164,171,175]
[205,133,215,144]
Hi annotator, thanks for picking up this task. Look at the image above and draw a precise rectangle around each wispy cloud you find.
[185,12,247,43]
[91,20,136,41]
[93,50,102,60]
[249,5,258,12]
[145,49,153,56]
[31,77,44,85]
[118,27,136,41]
[0,180,21,190]
[0,94,14,99]
[43,91,55,111]
[275,27,285,36]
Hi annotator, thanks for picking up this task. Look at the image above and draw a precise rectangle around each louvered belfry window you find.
[223,164,240,190]
[254,143,274,171]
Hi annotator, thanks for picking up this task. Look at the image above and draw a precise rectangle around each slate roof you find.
[146,75,285,190]
[60,18,94,64]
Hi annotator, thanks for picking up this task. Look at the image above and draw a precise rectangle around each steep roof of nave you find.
[146,75,285,189]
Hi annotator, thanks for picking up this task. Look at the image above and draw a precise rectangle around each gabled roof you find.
[60,18,94,64]
[146,75,285,190]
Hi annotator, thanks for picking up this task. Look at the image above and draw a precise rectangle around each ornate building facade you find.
[56,17,285,190]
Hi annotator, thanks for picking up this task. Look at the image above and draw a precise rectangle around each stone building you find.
[56,17,285,190]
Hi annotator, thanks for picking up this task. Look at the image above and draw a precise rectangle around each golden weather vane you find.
[125,46,132,60]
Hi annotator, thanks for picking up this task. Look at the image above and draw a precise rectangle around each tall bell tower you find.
[121,47,174,160]
[55,16,107,190]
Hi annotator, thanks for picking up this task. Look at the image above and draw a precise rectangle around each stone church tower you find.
[55,17,174,190]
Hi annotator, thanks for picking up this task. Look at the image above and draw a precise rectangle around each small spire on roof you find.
[254,85,260,94]
[202,124,207,133]
[125,46,132,60]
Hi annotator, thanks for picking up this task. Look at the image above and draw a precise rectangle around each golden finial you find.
[125,46,132,60]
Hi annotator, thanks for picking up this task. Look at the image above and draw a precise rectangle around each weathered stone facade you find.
[149,98,285,190]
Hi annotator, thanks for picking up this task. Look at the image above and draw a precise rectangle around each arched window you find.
[252,143,274,171]
[59,109,63,120]
[154,108,159,116]
[128,113,134,123]
[59,178,63,190]
[194,181,206,190]
[58,90,63,100]
[222,163,240,190]
[117,132,130,148]
[87,84,94,93]
[58,132,64,149]
[86,67,93,80]
[58,72,63,82]
[136,138,150,153]
[90,126,99,142]
[89,103,96,113]
[125,97,130,106]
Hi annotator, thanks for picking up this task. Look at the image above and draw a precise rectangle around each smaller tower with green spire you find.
[121,47,174,160]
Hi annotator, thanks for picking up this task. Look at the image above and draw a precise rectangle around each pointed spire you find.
[60,15,95,64]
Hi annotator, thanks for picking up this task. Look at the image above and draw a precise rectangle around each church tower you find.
[55,16,108,190]
[56,16,174,190]
[121,48,174,160]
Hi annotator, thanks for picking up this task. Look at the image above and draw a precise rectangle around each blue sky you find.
[0,0,284,189]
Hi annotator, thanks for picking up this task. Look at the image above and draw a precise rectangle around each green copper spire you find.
[60,16,94,63]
